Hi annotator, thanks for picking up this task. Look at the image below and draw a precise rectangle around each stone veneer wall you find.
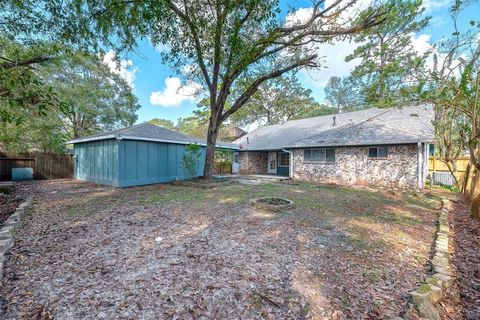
[239,152,268,174]
[291,144,419,189]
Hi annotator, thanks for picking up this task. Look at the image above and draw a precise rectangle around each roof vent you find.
[332,116,336,127]
[247,137,250,144]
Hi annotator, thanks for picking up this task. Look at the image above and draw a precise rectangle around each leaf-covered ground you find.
[0,185,26,226]
[0,179,441,319]
[437,201,480,320]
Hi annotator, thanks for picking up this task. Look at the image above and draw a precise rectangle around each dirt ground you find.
[0,179,441,319]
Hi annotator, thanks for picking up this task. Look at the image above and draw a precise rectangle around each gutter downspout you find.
[282,148,293,179]
[417,142,423,189]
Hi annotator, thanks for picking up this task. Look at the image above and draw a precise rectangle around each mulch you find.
[437,201,480,319]
[0,180,440,319]
[0,191,23,226]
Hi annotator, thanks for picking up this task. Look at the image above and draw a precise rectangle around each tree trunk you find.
[470,168,480,220]
[203,107,221,181]
[462,162,472,203]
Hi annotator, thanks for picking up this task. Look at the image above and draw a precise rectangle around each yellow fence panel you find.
[428,156,470,174]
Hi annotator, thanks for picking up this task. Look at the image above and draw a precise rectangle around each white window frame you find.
[303,148,335,163]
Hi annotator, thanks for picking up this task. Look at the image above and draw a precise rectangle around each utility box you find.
[12,168,33,181]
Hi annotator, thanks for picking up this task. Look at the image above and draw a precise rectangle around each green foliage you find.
[0,116,67,153]
[421,1,480,196]
[48,51,140,139]
[1,0,384,178]
[0,50,140,152]
[345,0,430,108]
[215,148,233,173]
[182,143,202,179]
[149,118,175,130]
[324,76,366,111]
[0,37,64,124]
[177,116,207,139]
[230,75,334,126]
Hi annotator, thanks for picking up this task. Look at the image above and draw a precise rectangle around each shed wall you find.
[74,139,119,186]
[118,140,206,187]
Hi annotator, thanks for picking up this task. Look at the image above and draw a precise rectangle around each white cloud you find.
[285,1,436,92]
[412,33,433,55]
[283,1,373,88]
[149,77,202,108]
[284,7,313,27]
[299,40,361,88]
[422,0,451,12]
[153,43,170,53]
[102,50,138,88]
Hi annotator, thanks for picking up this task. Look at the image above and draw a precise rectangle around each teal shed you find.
[67,123,238,187]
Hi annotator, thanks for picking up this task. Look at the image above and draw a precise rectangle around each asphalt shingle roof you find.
[233,105,434,150]
[67,123,238,149]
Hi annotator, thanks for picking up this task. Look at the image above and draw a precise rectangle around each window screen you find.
[368,147,388,158]
[304,148,335,162]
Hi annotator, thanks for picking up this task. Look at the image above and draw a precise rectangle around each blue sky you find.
[106,0,480,125]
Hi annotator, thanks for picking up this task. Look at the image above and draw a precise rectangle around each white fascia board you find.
[66,134,117,144]
[67,134,239,150]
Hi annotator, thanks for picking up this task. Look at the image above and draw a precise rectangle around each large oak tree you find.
[2,0,385,179]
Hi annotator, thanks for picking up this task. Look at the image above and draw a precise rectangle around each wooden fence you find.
[428,156,470,174]
[0,152,73,181]
[428,156,470,186]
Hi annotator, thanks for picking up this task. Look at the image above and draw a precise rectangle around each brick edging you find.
[407,198,453,319]
[0,195,33,276]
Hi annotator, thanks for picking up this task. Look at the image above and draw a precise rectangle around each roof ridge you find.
[118,122,153,135]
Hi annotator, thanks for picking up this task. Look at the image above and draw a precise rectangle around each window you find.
[234,154,239,163]
[304,148,335,162]
[278,152,290,167]
[368,147,388,158]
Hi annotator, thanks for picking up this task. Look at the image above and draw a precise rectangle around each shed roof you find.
[67,123,238,149]
[234,104,434,150]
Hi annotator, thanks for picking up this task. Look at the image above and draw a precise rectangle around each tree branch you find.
[1,57,50,69]
[167,0,213,93]
[221,54,317,122]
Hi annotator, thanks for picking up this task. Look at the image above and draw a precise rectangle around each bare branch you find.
[167,0,214,93]
[221,54,317,122]
[1,57,50,69]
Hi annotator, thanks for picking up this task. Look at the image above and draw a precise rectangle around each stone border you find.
[0,195,33,276]
[249,197,294,211]
[407,198,453,319]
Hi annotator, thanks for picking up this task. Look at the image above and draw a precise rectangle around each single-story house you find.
[232,105,434,189]
[67,123,236,187]
[69,105,434,189]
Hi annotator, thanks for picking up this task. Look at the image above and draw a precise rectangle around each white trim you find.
[66,134,117,144]
[417,142,423,189]
[267,152,277,174]
[67,134,239,150]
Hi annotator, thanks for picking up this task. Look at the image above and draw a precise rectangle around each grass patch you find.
[402,191,442,210]
[139,186,212,205]
[362,268,382,284]
[64,192,117,216]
